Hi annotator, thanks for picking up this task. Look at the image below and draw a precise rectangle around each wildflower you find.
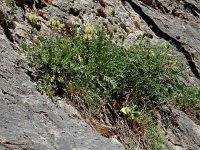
[147,49,154,59]
[83,24,94,40]
[48,19,57,27]
[28,14,37,24]
[84,24,94,34]
[168,60,177,67]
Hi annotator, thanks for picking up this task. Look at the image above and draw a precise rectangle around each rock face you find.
[0,0,200,150]
[159,108,200,150]
[0,28,123,149]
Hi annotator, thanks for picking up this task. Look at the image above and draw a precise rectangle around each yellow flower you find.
[147,49,154,58]
[84,24,94,34]
[149,50,154,57]
[83,34,92,40]
[48,19,65,30]
[48,19,57,26]
[58,23,65,30]
[28,14,37,24]
[83,24,95,40]
[168,60,177,67]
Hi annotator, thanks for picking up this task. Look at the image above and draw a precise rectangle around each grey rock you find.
[159,109,200,150]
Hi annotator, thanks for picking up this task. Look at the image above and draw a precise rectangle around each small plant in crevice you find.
[48,18,65,30]
[147,125,164,150]
[110,7,116,17]
[28,14,37,24]
[172,86,200,112]
[48,19,79,35]
[28,13,41,30]
[4,0,16,14]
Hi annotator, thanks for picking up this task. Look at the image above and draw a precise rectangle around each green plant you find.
[110,7,116,17]
[123,43,185,104]
[27,28,126,104]
[4,0,16,14]
[48,19,65,30]
[120,106,142,118]
[25,26,186,107]
[28,27,37,35]
[147,125,164,150]
[4,0,14,6]
[173,86,200,109]
[28,14,37,24]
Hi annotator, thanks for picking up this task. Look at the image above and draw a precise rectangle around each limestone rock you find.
[159,109,200,150]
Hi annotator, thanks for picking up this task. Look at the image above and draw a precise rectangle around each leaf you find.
[120,107,132,116]
[121,107,142,118]
[131,111,142,117]
[103,75,117,89]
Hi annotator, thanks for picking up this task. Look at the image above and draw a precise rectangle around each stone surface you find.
[0,27,124,150]
[159,108,200,150]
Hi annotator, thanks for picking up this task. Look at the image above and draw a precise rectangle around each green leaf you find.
[120,107,132,116]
